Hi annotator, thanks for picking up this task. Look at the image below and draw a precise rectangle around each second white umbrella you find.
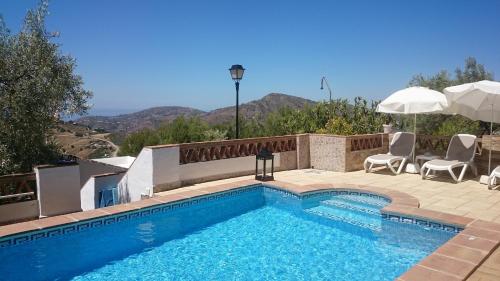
[444,80,500,175]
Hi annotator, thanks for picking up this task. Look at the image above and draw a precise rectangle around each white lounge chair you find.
[421,134,478,183]
[364,132,415,175]
[489,166,500,190]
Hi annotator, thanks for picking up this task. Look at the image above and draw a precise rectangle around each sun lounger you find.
[364,132,415,175]
[421,134,478,182]
[489,166,500,189]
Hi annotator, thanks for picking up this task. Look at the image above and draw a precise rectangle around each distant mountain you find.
[202,93,316,124]
[76,106,204,133]
[75,93,316,134]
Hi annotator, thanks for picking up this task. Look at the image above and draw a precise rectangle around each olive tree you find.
[0,1,92,174]
[401,57,493,135]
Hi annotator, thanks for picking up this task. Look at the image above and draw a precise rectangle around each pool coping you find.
[0,179,499,281]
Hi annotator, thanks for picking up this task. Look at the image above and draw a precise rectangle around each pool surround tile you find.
[399,265,463,281]
[31,215,78,229]
[418,254,477,280]
[435,243,488,264]
[66,209,111,221]
[448,234,499,253]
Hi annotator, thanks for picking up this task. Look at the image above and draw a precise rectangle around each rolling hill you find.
[75,106,204,133]
[75,93,316,134]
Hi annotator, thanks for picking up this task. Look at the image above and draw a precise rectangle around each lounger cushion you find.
[366,154,402,161]
[389,132,415,157]
[425,159,461,167]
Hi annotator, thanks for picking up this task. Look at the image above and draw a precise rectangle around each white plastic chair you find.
[364,132,415,175]
[421,134,478,182]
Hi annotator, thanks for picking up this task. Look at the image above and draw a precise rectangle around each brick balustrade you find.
[179,135,297,165]
[416,134,483,156]
[349,133,386,151]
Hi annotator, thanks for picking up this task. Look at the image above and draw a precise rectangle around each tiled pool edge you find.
[0,179,499,281]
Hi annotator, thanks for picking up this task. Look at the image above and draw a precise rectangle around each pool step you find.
[320,199,381,216]
[304,205,382,232]
[332,194,388,208]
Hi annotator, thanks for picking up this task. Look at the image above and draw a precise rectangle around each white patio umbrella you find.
[377,86,449,168]
[443,80,500,174]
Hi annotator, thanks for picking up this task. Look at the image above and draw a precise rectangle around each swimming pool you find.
[0,185,457,280]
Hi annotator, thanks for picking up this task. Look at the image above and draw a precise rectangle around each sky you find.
[1,0,500,116]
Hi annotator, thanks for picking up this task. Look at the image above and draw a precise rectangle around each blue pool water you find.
[0,186,456,281]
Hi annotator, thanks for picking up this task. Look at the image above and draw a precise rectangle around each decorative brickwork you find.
[349,133,385,151]
[179,136,297,164]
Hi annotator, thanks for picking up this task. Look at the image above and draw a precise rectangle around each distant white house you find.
[92,156,136,169]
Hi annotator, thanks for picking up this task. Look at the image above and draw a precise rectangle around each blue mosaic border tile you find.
[261,185,300,199]
[381,213,464,233]
[300,189,391,204]
[0,184,264,248]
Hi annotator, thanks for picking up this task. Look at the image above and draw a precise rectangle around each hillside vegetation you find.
[75,93,315,134]
[119,97,388,156]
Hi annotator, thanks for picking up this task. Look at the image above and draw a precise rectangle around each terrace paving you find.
[156,168,500,281]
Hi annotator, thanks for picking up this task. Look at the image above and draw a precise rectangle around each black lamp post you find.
[320,76,333,119]
[229,64,245,139]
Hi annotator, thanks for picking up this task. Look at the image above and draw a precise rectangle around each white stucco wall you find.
[152,146,180,187]
[80,172,125,211]
[117,148,154,202]
[179,154,281,183]
[78,159,127,188]
[0,200,39,224]
[36,165,82,217]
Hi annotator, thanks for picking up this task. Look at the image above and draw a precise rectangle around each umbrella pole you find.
[413,114,417,163]
[489,104,493,174]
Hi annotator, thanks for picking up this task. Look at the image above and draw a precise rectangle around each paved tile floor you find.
[157,168,500,281]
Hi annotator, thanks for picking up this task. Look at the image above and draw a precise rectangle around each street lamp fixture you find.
[229,64,245,139]
[320,76,333,119]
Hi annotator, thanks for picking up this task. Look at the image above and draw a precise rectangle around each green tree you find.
[157,116,208,144]
[119,128,160,156]
[403,57,494,135]
[317,117,354,135]
[435,116,481,136]
[0,1,92,174]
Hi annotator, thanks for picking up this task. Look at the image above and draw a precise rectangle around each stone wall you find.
[309,134,347,172]
[309,133,388,172]
[345,134,389,171]
[296,134,311,169]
